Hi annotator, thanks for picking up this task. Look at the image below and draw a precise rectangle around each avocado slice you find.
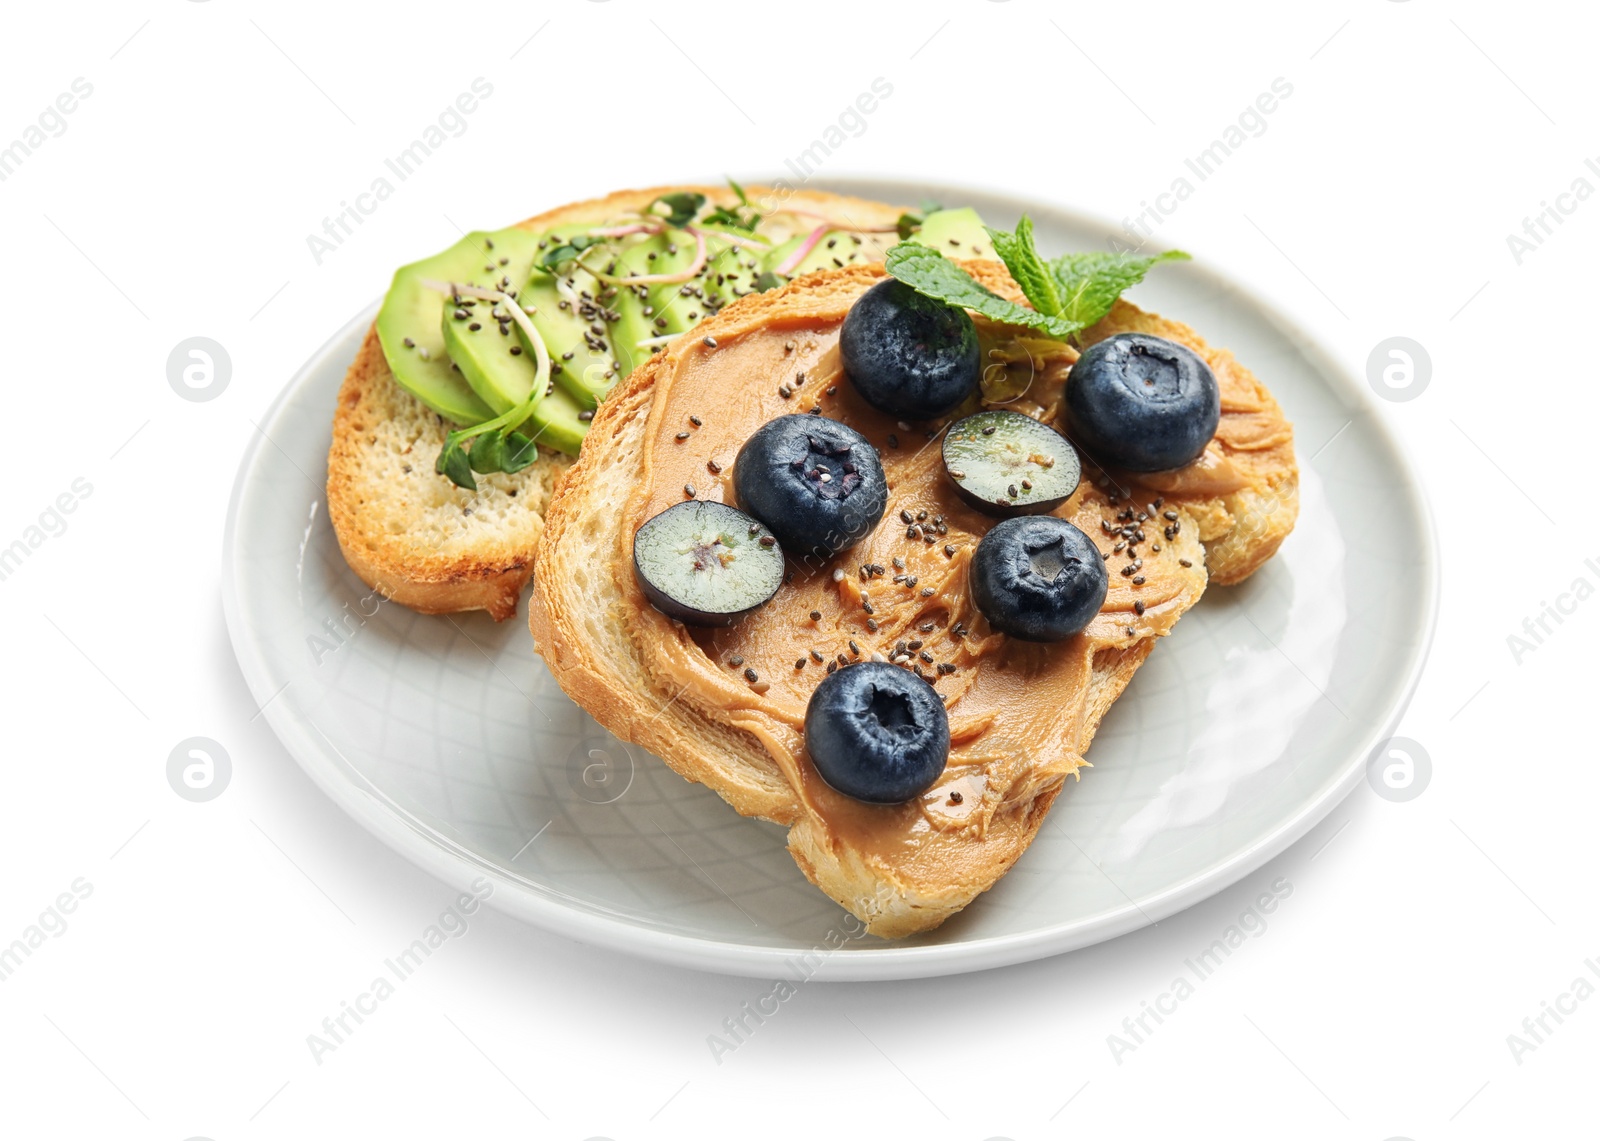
[437,228,545,414]
[696,234,765,315]
[913,207,995,259]
[519,258,617,409]
[602,228,769,378]
[760,229,872,278]
[516,382,588,456]
[607,231,698,378]
[376,237,501,425]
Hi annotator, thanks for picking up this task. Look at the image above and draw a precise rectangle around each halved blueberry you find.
[804,661,950,804]
[839,278,980,419]
[943,410,1082,517]
[1064,332,1220,472]
[733,415,887,561]
[633,500,785,626]
[969,516,1108,642]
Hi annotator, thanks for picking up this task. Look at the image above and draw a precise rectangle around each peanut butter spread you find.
[621,277,1290,868]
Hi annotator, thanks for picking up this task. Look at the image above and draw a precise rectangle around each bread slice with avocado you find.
[326,185,909,619]
[528,254,1297,937]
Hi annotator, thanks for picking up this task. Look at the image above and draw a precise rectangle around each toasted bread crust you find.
[326,185,910,619]
[529,258,1297,937]
[326,325,545,619]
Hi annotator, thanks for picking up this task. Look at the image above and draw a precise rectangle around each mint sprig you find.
[884,243,1079,338]
[1044,247,1190,330]
[885,214,1189,341]
[988,216,1066,322]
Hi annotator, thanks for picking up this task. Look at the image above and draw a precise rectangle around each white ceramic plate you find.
[222,178,1436,980]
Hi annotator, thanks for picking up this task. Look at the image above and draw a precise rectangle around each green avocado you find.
[760,229,871,278]
[437,228,545,415]
[604,228,769,378]
[696,232,765,314]
[377,198,983,461]
[519,255,617,409]
[516,381,588,456]
[913,207,995,259]
[606,230,698,378]
[375,236,501,425]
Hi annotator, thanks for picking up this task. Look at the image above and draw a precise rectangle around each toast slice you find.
[529,259,1298,937]
[326,186,907,620]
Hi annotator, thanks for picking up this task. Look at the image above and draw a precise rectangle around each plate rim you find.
[222,178,1439,980]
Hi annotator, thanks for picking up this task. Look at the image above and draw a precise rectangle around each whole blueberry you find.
[1064,332,1220,472]
[839,278,980,419]
[734,415,887,561]
[804,662,950,804]
[970,516,1108,642]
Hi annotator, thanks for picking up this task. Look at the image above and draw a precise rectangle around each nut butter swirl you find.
[618,276,1266,863]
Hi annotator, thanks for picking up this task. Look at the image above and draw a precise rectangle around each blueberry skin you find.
[839,278,980,419]
[734,415,887,561]
[1064,333,1221,472]
[804,662,950,804]
[970,516,1109,642]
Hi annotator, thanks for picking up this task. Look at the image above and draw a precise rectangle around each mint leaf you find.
[884,243,1078,338]
[886,216,1190,345]
[1049,249,1190,330]
[986,216,1061,321]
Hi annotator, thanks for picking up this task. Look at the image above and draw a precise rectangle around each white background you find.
[1,0,1595,1137]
